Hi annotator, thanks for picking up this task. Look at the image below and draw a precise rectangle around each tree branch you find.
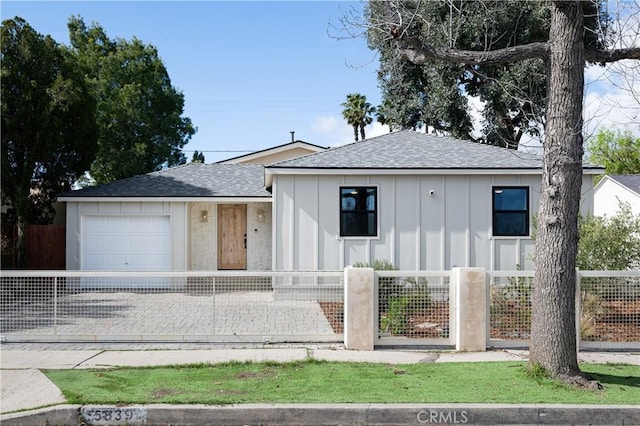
[396,37,549,65]
[397,37,640,66]
[585,47,640,63]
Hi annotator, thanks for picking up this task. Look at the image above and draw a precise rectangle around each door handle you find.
[244,233,247,249]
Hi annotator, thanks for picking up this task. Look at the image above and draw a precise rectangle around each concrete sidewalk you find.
[1,345,639,425]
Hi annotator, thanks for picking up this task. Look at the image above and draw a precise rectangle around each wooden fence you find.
[2,224,65,269]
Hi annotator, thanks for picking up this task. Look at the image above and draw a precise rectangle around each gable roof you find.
[267,130,602,171]
[603,174,640,196]
[218,140,327,164]
[58,163,270,200]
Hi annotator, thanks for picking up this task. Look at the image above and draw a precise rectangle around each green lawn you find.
[44,360,640,406]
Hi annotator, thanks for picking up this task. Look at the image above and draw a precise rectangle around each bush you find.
[577,201,640,270]
[352,259,401,310]
[353,259,434,336]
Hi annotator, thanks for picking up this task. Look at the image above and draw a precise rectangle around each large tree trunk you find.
[529,1,584,377]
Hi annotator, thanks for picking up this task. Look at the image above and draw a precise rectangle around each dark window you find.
[492,187,529,237]
[340,187,377,237]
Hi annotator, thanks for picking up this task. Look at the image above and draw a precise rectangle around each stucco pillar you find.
[344,267,375,351]
[452,267,487,351]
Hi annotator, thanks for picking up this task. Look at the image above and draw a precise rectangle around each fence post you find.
[575,268,581,353]
[54,276,58,333]
[452,267,487,351]
[343,266,375,351]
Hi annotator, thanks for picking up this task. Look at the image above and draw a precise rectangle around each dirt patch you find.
[151,388,183,399]
[322,298,639,342]
[320,301,450,338]
[490,299,640,342]
[319,302,344,334]
[586,299,640,342]
[235,368,277,380]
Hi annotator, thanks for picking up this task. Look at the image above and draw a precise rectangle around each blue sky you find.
[3,1,638,163]
[2,1,386,162]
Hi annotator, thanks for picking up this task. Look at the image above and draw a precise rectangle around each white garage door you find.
[82,215,171,271]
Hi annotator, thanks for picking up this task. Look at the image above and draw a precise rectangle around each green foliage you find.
[354,259,433,336]
[525,362,550,383]
[381,296,409,334]
[364,1,609,149]
[586,128,640,175]
[1,17,98,265]
[341,93,376,142]
[577,202,640,270]
[352,259,401,310]
[490,270,533,339]
[532,202,640,271]
[191,151,205,163]
[353,259,396,271]
[67,16,196,184]
[579,290,605,339]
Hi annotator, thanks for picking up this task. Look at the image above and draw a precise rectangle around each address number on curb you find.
[81,406,147,425]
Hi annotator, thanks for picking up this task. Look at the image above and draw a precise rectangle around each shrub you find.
[380,296,409,335]
[577,202,640,271]
[352,259,401,310]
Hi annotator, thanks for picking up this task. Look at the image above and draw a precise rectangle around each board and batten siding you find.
[273,174,595,271]
[65,201,188,270]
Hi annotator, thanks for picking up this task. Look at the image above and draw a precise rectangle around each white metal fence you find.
[375,270,452,347]
[2,269,637,349]
[0,271,343,343]
[489,269,640,350]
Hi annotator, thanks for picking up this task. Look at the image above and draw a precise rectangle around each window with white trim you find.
[492,186,529,237]
[340,187,377,237]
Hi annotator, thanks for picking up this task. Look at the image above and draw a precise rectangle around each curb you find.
[2,403,639,425]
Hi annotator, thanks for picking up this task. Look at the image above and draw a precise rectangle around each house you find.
[59,130,603,272]
[265,130,602,271]
[593,174,640,217]
[218,139,327,164]
[59,139,327,272]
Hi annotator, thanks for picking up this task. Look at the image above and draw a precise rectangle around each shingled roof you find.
[267,130,601,171]
[58,163,270,198]
[609,174,640,196]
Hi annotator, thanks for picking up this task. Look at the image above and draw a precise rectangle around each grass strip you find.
[43,360,640,406]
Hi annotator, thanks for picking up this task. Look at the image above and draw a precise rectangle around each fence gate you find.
[375,271,453,347]
[0,271,344,344]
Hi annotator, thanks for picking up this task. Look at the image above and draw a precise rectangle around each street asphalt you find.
[0,344,638,425]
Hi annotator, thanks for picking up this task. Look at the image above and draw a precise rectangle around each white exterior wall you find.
[273,174,596,271]
[593,177,640,217]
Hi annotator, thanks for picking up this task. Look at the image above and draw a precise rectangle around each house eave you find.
[594,175,640,198]
[264,166,603,187]
[57,196,273,203]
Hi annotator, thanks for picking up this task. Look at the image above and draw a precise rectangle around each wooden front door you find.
[217,204,247,270]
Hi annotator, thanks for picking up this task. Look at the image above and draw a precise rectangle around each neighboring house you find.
[593,174,640,217]
[59,130,603,272]
[218,139,327,164]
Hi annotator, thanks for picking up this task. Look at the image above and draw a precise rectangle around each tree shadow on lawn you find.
[584,370,640,389]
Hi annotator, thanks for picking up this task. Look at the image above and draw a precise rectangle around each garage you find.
[81,215,171,271]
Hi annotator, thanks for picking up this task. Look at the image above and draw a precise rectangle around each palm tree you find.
[341,93,376,142]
